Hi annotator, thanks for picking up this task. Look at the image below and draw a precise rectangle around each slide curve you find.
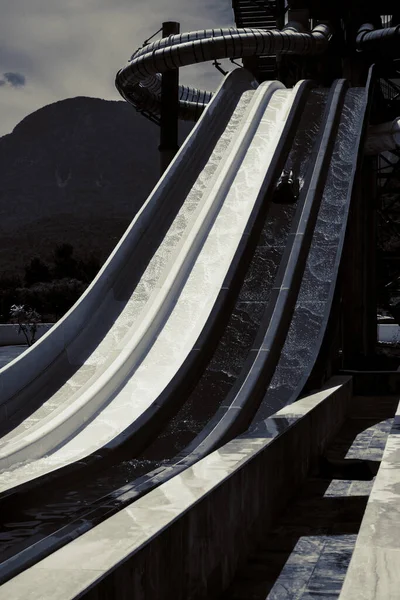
[115,22,330,120]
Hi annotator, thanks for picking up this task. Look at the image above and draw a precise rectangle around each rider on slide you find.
[273,169,300,204]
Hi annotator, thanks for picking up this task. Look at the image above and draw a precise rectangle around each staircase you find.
[232,0,284,80]
[232,0,277,29]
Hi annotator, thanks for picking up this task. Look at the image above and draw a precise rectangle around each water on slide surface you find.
[0,90,328,563]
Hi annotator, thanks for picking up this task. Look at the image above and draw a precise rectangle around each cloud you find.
[0,0,235,136]
[0,71,26,87]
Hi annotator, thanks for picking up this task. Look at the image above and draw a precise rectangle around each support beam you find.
[341,158,377,367]
[159,21,180,175]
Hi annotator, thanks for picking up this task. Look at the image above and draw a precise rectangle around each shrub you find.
[9,304,41,346]
[24,257,51,287]
[16,278,88,321]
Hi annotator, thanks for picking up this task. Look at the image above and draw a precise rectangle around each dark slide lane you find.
[251,69,376,429]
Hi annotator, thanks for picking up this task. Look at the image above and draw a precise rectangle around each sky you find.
[0,0,235,137]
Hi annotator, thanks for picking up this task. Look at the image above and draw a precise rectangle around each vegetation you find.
[0,244,100,323]
[9,304,41,346]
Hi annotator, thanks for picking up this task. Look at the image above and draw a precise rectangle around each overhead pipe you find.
[115,23,331,121]
[365,118,400,155]
[357,22,400,57]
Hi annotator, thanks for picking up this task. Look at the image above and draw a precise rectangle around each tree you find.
[52,243,79,280]
[9,304,41,346]
[0,275,22,323]
[24,257,51,287]
[3,244,102,324]
[17,278,88,321]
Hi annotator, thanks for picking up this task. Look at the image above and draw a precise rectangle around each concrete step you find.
[221,406,397,600]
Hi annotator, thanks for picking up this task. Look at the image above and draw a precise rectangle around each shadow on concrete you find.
[221,413,394,600]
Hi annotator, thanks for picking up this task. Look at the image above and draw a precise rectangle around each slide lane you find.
[250,66,376,431]
[0,68,375,586]
[93,80,345,486]
[0,79,306,582]
[0,73,299,498]
[181,80,349,453]
[1,19,395,594]
[0,78,316,583]
[121,81,331,472]
[0,69,258,486]
[0,69,256,423]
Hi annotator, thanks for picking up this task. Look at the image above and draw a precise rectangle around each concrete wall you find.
[2,377,352,600]
[339,397,400,600]
[0,324,54,347]
[84,378,351,600]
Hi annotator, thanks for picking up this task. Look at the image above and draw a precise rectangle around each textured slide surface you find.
[0,71,297,496]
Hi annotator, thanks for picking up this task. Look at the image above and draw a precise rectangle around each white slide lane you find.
[0,68,256,423]
[0,71,299,495]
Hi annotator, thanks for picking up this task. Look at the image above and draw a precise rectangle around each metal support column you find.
[341,157,377,367]
[159,21,180,176]
[364,156,378,355]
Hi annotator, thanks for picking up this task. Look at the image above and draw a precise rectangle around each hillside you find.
[0,97,190,276]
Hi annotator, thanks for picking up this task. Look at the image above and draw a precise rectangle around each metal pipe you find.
[115,23,331,121]
[365,118,400,155]
[356,22,400,57]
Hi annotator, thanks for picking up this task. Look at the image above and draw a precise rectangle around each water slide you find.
[0,72,375,585]
[0,23,333,498]
[0,76,307,498]
[76,74,373,505]
[0,18,393,583]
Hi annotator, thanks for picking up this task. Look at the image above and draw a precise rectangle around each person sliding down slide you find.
[273,169,300,204]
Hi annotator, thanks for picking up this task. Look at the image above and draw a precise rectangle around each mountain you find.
[0,97,191,277]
